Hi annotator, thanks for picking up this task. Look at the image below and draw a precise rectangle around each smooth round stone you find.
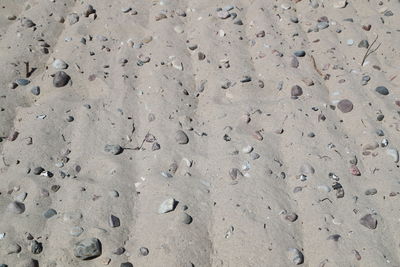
[217,10,230,19]
[120,263,133,267]
[300,163,315,175]
[33,167,45,175]
[358,40,369,48]
[365,188,377,195]
[43,208,57,218]
[30,86,40,95]
[242,145,253,154]
[291,85,303,98]
[175,130,189,144]
[70,226,84,237]
[16,79,30,86]
[109,190,119,197]
[63,211,83,224]
[347,39,354,46]
[66,116,74,122]
[52,59,68,69]
[74,238,102,260]
[294,50,306,57]
[53,71,70,87]
[7,201,25,214]
[375,86,389,95]
[180,212,193,224]
[174,25,184,34]
[337,99,353,113]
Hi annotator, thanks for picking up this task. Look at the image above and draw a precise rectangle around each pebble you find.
[291,57,299,68]
[30,86,40,95]
[386,148,399,163]
[349,165,361,176]
[52,59,68,69]
[30,240,43,254]
[7,201,25,214]
[158,198,177,214]
[70,226,84,237]
[291,85,303,98]
[175,130,189,144]
[375,86,389,95]
[140,247,149,256]
[359,214,377,229]
[21,18,35,28]
[104,144,124,155]
[53,71,71,87]
[294,50,306,57]
[333,0,347,8]
[33,166,45,175]
[358,40,369,48]
[67,13,79,25]
[217,10,230,19]
[16,79,30,86]
[285,213,298,222]
[74,238,102,260]
[300,164,315,175]
[109,215,120,227]
[287,248,304,265]
[43,208,57,218]
[365,188,377,195]
[174,25,184,34]
[337,99,353,113]
[317,21,329,29]
[120,263,133,267]
[242,145,253,154]
[180,212,193,224]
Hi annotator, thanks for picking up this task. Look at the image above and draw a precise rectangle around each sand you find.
[1,0,400,266]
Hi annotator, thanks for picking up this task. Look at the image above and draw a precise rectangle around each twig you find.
[25,62,30,78]
[310,55,323,76]
[361,35,381,66]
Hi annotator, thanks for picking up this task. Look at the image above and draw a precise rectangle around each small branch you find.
[24,62,30,78]
[361,35,381,66]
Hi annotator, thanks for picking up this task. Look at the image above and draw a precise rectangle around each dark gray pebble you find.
[53,71,71,87]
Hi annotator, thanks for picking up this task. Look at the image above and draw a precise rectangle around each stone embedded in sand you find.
[285,213,298,222]
[120,263,134,267]
[70,226,84,237]
[17,259,39,267]
[52,59,68,69]
[175,130,189,144]
[287,248,304,265]
[333,0,347,8]
[74,238,102,260]
[21,18,35,28]
[375,86,389,95]
[109,215,120,227]
[7,201,25,214]
[140,247,149,256]
[16,79,30,86]
[365,188,377,195]
[30,240,43,254]
[30,86,40,96]
[337,99,353,113]
[317,21,329,29]
[84,5,96,17]
[294,50,306,57]
[229,168,243,180]
[387,148,399,163]
[174,25,184,34]
[291,56,299,68]
[291,85,303,98]
[53,71,70,87]
[359,214,377,229]
[33,166,45,175]
[104,144,124,155]
[300,164,315,175]
[158,198,177,214]
[349,165,361,176]
[358,40,369,48]
[67,13,79,25]
[180,212,193,224]
[217,10,230,19]
[242,145,253,154]
[43,209,57,219]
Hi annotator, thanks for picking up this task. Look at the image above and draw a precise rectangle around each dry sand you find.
[1,0,400,266]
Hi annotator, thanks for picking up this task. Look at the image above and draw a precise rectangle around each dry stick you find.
[361,35,381,66]
[310,55,323,76]
[25,62,30,78]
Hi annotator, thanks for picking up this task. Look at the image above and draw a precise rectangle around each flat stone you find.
[175,130,189,144]
[74,238,102,260]
[139,247,149,256]
[375,86,389,95]
[7,201,25,214]
[337,99,353,113]
[16,79,30,86]
[53,71,70,87]
[43,208,57,218]
[285,213,298,222]
[104,144,123,155]
[33,166,45,175]
[317,21,329,29]
[158,198,177,214]
[359,214,377,229]
[333,0,347,8]
[358,40,369,48]
[70,226,84,237]
[120,263,134,267]
[30,86,40,95]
